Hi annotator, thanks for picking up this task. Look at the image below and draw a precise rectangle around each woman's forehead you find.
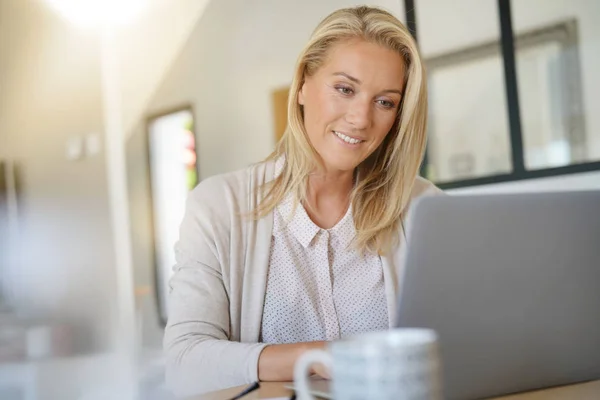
[316,39,406,90]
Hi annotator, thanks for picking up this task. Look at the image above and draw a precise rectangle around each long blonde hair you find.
[254,5,428,255]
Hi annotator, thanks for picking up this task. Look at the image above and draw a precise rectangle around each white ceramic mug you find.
[294,328,443,400]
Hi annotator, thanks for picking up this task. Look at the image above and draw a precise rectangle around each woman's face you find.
[299,39,406,174]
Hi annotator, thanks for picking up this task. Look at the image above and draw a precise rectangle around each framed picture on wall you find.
[272,86,289,144]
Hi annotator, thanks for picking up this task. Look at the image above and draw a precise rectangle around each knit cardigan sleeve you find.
[163,173,267,397]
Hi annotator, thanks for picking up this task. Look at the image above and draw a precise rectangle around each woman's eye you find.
[336,86,354,95]
[377,99,395,109]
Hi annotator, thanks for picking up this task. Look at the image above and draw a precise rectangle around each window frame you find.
[405,0,600,190]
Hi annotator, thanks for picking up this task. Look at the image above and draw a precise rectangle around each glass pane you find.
[513,1,600,169]
[417,0,513,183]
[148,109,197,323]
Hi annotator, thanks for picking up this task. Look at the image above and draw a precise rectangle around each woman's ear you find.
[298,82,306,106]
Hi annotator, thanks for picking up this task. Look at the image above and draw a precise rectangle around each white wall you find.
[144,0,405,179]
[115,0,212,137]
[0,0,219,396]
[0,0,213,348]
[126,126,165,348]
[0,0,116,353]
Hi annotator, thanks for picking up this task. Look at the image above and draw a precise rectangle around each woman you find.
[164,5,442,396]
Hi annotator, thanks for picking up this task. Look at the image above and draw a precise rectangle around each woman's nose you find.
[345,99,372,130]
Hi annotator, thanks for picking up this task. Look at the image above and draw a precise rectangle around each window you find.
[147,106,197,324]
[406,0,600,188]
[515,20,588,170]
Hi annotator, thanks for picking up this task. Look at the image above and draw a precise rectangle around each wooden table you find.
[196,379,600,399]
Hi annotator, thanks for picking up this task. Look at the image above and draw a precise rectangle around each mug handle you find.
[293,349,333,400]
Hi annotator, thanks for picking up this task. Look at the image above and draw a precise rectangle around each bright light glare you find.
[45,0,147,28]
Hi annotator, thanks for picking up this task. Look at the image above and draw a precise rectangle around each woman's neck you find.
[304,169,354,229]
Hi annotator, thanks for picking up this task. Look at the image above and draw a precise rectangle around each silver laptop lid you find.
[396,191,600,399]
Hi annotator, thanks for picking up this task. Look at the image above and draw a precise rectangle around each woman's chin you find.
[319,156,362,174]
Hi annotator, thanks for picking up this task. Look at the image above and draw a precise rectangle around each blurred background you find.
[0,0,598,399]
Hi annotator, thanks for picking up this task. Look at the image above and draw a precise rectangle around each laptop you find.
[396,191,600,399]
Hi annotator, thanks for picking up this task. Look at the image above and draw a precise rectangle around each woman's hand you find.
[258,340,328,381]
[310,360,331,380]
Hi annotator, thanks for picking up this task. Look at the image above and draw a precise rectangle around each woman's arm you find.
[258,341,328,381]
[164,176,329,396]
[164,251,269,396]
[164,178,267,396]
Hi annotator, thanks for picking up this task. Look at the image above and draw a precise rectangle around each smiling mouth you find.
[333,131,365,145]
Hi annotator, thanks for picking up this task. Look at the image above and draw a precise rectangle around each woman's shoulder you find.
[410,176,445,200]
[400,177,444,234]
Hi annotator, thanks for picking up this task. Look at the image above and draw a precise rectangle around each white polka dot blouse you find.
[261,189,389,344]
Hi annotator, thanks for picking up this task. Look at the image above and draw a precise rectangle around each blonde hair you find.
[254,5,428,255]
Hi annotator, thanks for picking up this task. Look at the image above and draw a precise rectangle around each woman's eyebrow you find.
[332,72,402,95]
[333,72,361,84]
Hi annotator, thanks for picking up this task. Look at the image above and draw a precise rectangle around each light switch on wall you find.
[65,136,84,161]
[65,134,102,161]
[85,133,101,156]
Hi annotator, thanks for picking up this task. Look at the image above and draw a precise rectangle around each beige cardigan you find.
[163,160,443,397]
